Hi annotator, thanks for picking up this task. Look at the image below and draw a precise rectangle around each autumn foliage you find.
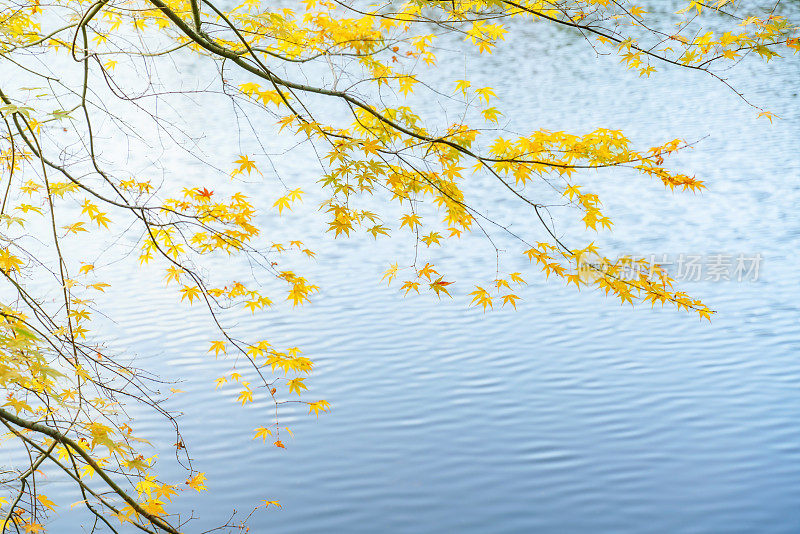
[0,0,797,531]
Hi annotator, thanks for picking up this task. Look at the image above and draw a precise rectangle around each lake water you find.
[6,3,800,533]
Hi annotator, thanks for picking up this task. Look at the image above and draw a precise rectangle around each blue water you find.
[5,4,800,533]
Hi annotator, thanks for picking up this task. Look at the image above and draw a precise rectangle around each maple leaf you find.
[253,427,273,442]
[287,377,307,396]
[399,213,421,231]
[234,155,258,175]
[239,82,260,95]
[417,263,438,280]
[308,399,331,416]
[208,341,226,356]
[186,472,207,491]
[475,86,496,103]
[756,111,779,123]
[36,494,57,511]
[421,232,442,246]
[509,272,526,285]
[237,389,254,405]
[482,107,502,123]
[401,281,420,295]
[454,79,471,93]
[398,76,417,96]
[382,263,398,284]
[501,294,521,309]
[469,286,493,311]
[369,225,390,238]
[273,196,291,215]
[180,285,201,304]
[64,222,88,234]
[156,484,178,503]
[430,277,454,298]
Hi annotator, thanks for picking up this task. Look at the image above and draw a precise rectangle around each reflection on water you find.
[24,8,800,534]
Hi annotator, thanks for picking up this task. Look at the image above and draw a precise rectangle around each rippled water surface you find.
[17,6,800,534]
